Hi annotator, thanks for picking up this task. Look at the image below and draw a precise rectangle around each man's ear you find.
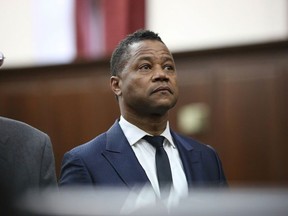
[110,76,122,96]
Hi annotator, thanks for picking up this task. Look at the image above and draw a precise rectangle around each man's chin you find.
[150,102,177,115]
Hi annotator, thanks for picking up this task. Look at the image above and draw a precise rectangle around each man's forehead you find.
[128,40,172,58]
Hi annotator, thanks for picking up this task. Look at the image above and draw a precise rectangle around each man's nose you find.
[152,66,169,81]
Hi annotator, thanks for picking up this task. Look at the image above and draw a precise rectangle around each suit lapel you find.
[102,121,150,189]
[171,131,204,187]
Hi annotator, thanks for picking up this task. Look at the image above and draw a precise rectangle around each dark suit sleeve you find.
[39,134,57,187]
[59,151,93,186]
[207,145,228,187]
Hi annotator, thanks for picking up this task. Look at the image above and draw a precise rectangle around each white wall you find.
[0,0,287,68]
[0,0,75,68]
[0,0,34,67]
[146,0,288,52]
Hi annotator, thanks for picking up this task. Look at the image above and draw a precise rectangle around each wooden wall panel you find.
[1,42,287,185]
[172,42,288,186]
[214,68,283,183]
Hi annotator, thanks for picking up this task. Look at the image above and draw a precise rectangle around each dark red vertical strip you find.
[102,0,129,55]
[75,0,91,60]
[75,0,145,59]
[128,0,146,33]
[103,0,145,56]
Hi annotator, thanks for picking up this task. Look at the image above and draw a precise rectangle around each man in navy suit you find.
[59,30,227,199]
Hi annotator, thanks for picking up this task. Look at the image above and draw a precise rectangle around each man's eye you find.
[139,64,151,71]
[164,65,174,71]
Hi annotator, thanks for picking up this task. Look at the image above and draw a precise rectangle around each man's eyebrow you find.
[161,56,174,62]
[136,56,154,62]
[135,55,174,62]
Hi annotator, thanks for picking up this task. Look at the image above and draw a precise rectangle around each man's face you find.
[112,40,179,116]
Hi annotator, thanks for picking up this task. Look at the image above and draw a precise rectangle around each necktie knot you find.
[143,135,165,148]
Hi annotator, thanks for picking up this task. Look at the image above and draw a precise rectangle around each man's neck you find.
[122,113,169,136]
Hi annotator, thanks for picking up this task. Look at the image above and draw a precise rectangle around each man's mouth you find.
[152,86,173,94]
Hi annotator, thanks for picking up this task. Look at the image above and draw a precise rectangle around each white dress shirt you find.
[119,116,188,199]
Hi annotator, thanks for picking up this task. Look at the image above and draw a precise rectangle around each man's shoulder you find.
[68,132,107,156]
[65,121,130,163]
[172,131,213,151]
[0,117,49,143]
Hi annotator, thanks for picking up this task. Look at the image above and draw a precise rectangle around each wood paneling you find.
[1,41,287,186]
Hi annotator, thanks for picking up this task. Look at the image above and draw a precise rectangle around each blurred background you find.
[0,0,287,186]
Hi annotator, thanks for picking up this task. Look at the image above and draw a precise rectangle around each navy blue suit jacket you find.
[59,121,227,189]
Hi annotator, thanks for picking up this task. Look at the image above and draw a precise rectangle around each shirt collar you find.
[119,115,175,147]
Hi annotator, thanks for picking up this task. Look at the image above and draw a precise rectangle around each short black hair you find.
[110,29,164,76]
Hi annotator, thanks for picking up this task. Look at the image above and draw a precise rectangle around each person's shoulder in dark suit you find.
[0,116,57,196]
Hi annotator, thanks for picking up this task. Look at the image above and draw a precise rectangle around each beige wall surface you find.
[147,0,288,51]
[0,0,287,68]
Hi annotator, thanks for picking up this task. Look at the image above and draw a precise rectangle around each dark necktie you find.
[143,135,173,197]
